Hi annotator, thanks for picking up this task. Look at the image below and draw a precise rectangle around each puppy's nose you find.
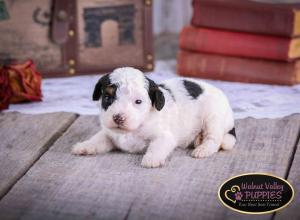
[113,114,125,125]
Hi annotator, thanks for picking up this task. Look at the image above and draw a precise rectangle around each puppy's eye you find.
[104,95,112,102]
[135,99,142,104]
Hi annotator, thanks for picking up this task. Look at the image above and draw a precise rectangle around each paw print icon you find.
[235,192,243,201]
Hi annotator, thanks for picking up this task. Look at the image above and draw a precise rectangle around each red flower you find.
[0,68,12,110]
[0,60,43,110]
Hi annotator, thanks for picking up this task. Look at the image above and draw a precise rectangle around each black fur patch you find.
[146,77,165,111]
[159,84,175,101]
[93,74,110,101]
[183,80,203,99]
[92,74,117,110]
[229,127,236,137]
[101,85,117,110]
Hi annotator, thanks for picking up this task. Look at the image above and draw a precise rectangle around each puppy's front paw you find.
[141,153,166,168]
[71,142,97,155]
[191,146,217,158]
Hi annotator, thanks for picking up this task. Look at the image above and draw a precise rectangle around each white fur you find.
[72,67,236,168]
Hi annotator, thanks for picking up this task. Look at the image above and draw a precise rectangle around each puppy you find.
[72,67,236,168]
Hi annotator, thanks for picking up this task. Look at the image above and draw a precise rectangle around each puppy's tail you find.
[221,127,236,150]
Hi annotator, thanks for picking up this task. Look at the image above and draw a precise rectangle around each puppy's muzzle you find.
[113,114,125,126]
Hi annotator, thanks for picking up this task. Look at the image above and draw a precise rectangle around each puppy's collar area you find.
[159,84,175,101]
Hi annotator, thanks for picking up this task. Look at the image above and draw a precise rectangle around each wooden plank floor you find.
[0,112,77,199]
[275,132,300,220]
[0,113,299,220]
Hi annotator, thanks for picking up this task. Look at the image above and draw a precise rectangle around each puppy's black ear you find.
[153,89,165,111]
[92,74,111,101]
[146,77,165,111]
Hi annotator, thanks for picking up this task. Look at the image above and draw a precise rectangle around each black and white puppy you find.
[72,67,236,168]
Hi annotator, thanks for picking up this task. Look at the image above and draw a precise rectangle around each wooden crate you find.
[0,0,153,77]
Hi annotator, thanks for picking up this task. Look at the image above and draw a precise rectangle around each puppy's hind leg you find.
[221,132,236,151]
[72,130,114,155]
[191,117,223,158]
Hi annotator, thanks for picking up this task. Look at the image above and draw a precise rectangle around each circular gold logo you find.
[218,173,294,214]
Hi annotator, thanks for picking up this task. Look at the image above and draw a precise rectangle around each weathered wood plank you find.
[275,131,300,220]
[0,112,77,199]
[0,114,299,220]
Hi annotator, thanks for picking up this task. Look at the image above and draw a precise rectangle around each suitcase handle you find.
[51,0,72,44]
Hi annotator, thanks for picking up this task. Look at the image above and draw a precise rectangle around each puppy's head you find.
[93,67,165,132]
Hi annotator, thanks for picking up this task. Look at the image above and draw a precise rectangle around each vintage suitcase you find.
[0,0,153,77]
